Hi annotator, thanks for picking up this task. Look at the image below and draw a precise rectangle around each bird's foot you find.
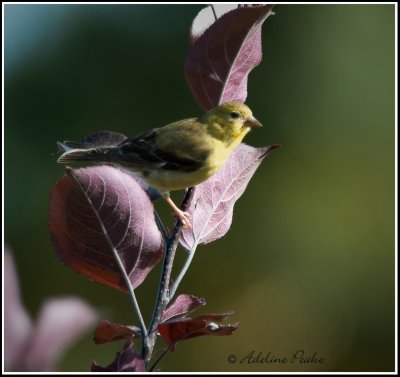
[174,209,191,229]
[164,194,192,228]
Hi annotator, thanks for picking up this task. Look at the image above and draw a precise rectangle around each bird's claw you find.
[174,210,192,229]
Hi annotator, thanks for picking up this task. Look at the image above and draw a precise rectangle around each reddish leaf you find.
[91,343,145,372]
[185,4,275,111]
[180,143,280,250]
[158,311,239,345]
[93,320,140,345]
[49,166,163,292]
[161,294,206,322]
[194,312,234,322]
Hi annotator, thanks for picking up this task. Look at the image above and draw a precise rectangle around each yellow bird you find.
[57,102,262,228]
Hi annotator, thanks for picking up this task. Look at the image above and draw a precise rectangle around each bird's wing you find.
[117,124,208,172]
[60,131,128,150]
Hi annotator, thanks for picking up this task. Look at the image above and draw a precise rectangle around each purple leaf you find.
[161,294,206,322]
[158,311,239,345]
[190,5,238,40]
[23,297,98,371]
[93,320,141,345]
[4,248,33,371]
[185,4,275,111]
[180,144,280,250]
[91,343,145,372]
[48,165,164,292]
[4,247,98,372]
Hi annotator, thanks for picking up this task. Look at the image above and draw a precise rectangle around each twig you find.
[143,188,196,367]
[149,342,177,372]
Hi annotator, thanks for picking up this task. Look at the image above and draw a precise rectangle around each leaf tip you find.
[270,143,282,150]
[260,143,282,158]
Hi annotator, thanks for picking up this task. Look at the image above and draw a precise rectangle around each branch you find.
[143,188,196,367]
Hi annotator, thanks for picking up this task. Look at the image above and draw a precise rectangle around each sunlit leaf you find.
[185,4,275,111]
[49,166,163,292]
[180,144,280,250]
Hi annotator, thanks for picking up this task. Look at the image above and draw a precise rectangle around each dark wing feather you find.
[116,128,206,172]
[62,131,128,149]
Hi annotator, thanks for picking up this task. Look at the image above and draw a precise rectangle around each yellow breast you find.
[141,139,231,193]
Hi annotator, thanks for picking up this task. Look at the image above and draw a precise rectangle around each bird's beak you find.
[245,115,263,129]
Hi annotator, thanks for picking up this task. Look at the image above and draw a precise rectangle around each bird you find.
[57,101,262,228]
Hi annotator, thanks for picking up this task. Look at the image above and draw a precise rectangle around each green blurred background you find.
[4,4,395,372]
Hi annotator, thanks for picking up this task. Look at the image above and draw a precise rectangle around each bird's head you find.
[200,102,262,145]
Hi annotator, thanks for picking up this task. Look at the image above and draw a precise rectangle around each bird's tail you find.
[57,144,115,164]
[57,131,127,164]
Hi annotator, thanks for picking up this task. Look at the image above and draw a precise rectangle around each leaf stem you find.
[168,243,198,301]
[110,244,149,349]
[69,170,149,352]
[144,187,195,367]
[154,209,169,242]
[210,5,218,21]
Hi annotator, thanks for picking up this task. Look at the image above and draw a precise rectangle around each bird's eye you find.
[230,111,240,119]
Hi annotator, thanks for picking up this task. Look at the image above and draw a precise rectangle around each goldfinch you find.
[57,101,262,228]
